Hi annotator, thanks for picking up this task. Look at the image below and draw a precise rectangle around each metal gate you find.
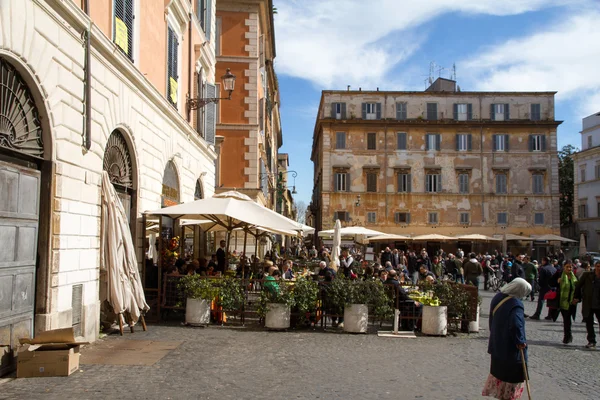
[0,160,40,376]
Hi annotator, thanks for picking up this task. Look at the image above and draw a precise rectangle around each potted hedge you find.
[292,277,320,327]
[328,277,391,333]
[217,277,245,323]
[178,275,219,326]
[258,282,295,329]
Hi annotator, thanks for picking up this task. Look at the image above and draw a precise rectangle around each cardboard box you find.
[17,328,88,378]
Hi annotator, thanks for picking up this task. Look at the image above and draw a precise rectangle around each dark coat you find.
[381,251,392,266]
[488,293,527,363]
[575,271,600,318]
[538,263,557,291]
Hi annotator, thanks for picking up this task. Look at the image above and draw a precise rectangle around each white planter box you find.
[469,305,480,333]
[343,304,369,333]
[185,298,211,326]
[265,303,291,329]
[422,305,447,336]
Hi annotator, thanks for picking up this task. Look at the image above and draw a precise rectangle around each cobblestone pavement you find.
[1,286,599,400]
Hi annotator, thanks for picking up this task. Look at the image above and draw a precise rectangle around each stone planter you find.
[185,298,211,326]
[469,305,480,333]
[343,304,369,333]
[265,303,291,329]
[422,305,447,336]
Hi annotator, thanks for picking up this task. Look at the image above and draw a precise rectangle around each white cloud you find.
[275,0,581,88]
[461,10,600,123]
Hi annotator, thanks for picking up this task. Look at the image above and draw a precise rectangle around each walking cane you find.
[520,347,532,399]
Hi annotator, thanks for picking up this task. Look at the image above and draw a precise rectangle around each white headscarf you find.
[500,277,531,299]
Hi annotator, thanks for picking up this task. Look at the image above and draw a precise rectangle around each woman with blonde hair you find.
[483,278,531,400]
[550,260,578,344]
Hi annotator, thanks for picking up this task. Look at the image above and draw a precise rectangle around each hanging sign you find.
[114,17,129,54]
[169,77,178,104]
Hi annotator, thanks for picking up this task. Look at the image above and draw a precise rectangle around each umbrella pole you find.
[243,230,248,277]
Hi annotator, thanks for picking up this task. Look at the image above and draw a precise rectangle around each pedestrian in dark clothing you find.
[464,253,483,288]
[574,261,600,348]
[529,257,557,320]
[511,260,525,282]
[380,247,392,266]
[216,240,227,273]
[482,278,531,399]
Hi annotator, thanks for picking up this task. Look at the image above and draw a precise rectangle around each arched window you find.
[194,179,203,200]
[162,161,180,207]
[0,58,44,158]
[103,130,135,225]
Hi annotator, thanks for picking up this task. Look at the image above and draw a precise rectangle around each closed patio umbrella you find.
[101,172,149,328]
[332,219,342,267]
[579,233,587,257]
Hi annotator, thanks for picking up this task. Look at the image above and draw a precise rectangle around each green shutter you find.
[504,104,510,120]
[490,104,495,120]
[205,0,212,40]
[504,134,510,152]
[407,173,412,193]
[492,134,497,151]
[341,103,347,119]
[361,103,367,119]
[541,135,546,151]
[467,134,472,151]
[330,103,336,118]
[453,104,458,120]
[376,103,382,119]
[435,134,441,151]
[467,103,473,120]
[205,83,216,145]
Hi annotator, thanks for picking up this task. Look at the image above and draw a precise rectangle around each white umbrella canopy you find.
[332,219,342,266]
[101,172,149,324]
[505,234,534,241]
[454,234,501,241]
[146,191,305,234]
[533,234,577,243]
[411,233,455,241]
[363,234,411,243]
[579,233,587,256]
[318,226,385,237]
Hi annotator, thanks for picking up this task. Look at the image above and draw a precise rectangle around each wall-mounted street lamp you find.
[355,194,361,207]
[186,68,236,114]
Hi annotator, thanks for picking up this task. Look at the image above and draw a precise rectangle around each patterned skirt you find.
[482,374,524,400]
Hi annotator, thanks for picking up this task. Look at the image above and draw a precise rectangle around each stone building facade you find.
[309,79,561,250]
[0,0,218,374]
[573,112,600,253]
[215,0,281,208]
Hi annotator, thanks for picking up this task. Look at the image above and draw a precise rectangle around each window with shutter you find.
[492,104,505,121]
[426,134,439,151]
[167,26,179,107]
[426,173,441,193]
[497,212,508,225]
[428,212,439,224]
[366,172,377,192]
[204,82,217,145]
[456,134,469,151]
[531,135,543,151]
[113,0,134,61]
[334,211,350,222]
[395,212,410,224]
[580,168,586,182]
[367,133,377,150]
[532,174,543,194]
[215,17,222,56]
[206,0,213,40]
[397,132,407,150]
[397,173,411,193]
[367,212,376,224]
[496,174,507,194]
[455,104,468,121]
[197,0,206,30]
[530,104,541,121]
[426,103,437,120]
[534,213,544,225]
[195,72,204,136]
[334,172,347,192]
[364,103,379,120]
[459,173,469,194]
[396,103,407,120]
[495,134,510,152]
[460,213,470,224]
[331,103,346,119]
[335,132,346,149]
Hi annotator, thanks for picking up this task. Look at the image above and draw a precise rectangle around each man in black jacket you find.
[529,257,557,320]
[380,247,392,266]
[574,262,600,348]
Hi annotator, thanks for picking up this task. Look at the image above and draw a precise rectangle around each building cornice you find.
[317,118,563,128]
[322,90,558,96]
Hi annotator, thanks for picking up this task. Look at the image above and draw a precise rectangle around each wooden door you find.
[0,160,40,376]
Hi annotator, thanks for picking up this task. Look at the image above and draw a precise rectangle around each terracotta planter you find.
[343,304,368,333]
[422,305,447,336]
[185,298,211,326]
[265,303,291,329]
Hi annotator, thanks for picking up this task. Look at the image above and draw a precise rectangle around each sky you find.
[273,0,600,207]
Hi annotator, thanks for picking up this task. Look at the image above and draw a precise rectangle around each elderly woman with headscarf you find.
[482,278,531,400]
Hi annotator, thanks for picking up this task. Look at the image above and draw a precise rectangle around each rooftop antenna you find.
[437,65,445,78]
[429,61,435,84]
[452,63,457,81]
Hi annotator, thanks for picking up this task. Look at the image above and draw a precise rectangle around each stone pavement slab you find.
[0,288,598,400]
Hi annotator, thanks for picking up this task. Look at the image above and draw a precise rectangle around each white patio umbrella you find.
[363,234,411,244]
[533,234,577,243]
[579,233,587,257]
[331,219,342,266]
[411,233,455,241]
[318,226,385,237]
[101,172,149,326]
[147,191,305,234]
[454,234,501,241]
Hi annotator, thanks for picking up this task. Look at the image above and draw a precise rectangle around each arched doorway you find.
[103,129,136,233]
[0,57,48,376]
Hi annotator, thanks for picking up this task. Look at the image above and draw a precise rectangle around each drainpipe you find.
[83,0,92,151]
[479,95,484,224]
[188,12,193,122]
